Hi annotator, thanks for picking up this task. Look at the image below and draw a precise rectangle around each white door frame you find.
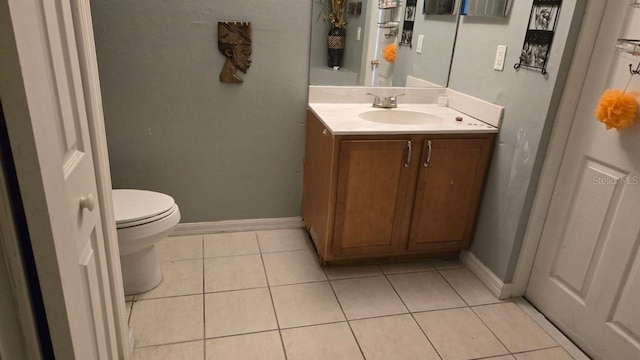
[510,0,609,297]
[0,0,131,358]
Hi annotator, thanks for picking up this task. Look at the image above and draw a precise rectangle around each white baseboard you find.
[172,217,305,236]
[459,250,513,300]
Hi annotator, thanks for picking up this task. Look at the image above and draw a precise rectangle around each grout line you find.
[133,338,205,351]
[268,279,329,288]
[381,268,438,276]
[256,233,288,360]
[410,304,472,315]
[509,345,565,356]
[260,247,316,256]
[327,278,367,359]
[382,271,444,360]
[127,300,133,326]
[202,327,279,342]
[470,304,516,355]
[437,267,473,308]
[201,251,262,260]
[466,350,512,359]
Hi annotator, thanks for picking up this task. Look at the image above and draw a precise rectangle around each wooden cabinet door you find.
[333,140,413,257]
[408,138,492,252]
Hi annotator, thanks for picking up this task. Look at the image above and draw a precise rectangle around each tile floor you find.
[127,229,576,360]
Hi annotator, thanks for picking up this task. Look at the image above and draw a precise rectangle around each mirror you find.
[309,0,461,88]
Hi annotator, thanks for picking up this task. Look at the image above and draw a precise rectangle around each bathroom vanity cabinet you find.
[302,110,495,264]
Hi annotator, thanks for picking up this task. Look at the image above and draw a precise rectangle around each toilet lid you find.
[112,189,176,225]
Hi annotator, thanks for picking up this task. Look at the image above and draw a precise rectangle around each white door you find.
[364,1,401,87]
[526,2,640,360]
[1,0,118,358]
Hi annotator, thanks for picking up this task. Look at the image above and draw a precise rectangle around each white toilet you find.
[112,189,181,295]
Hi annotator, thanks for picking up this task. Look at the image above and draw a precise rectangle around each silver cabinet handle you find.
[404,141,412,168]
[79,193,95,211]
[423,140,432,168]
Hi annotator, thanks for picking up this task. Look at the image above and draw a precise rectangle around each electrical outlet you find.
[494,45,507,71]
[416,34,424,54]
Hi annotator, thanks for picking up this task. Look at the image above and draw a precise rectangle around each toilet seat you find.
[113,189,176,228]
[116,204,178,229]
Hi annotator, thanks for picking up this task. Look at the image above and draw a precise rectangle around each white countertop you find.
[309,103,498,135]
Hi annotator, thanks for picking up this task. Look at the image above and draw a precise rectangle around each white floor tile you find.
[473,302,557,353]
[379,261,435,274]
[414,307,509,360]
[134,341,204,360]
[130,295,203,347]
[325,265,383,280]
[204,288,277,338]
[203,232,259,258]
[205,331,286,360]
[204,254,267,292]
[331,276,407,320]
[350,314,440,360]
[262,250,326,286]
[156,235,202,262]
[387,271,466,312]
[135,259,203,300]
[271,282,345,328]
[257,229,312,253]
[281,322,364,360]
[440,267,501,306]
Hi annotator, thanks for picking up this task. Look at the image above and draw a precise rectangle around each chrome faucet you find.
[367,93,405,108]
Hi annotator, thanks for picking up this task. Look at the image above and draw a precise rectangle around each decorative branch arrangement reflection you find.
[317,0,348,68]
[317,0,347,28]
[218,22,252,83]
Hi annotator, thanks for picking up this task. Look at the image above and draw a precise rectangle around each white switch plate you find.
[416,34,424,54]
[357,27,361,41]
[494,45,507,71]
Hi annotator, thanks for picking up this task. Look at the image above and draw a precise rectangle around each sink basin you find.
[359,110,443,125]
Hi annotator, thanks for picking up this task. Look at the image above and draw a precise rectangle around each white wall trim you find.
[460,251,513,300]
[173,217,305,236]
[510,0,608,298]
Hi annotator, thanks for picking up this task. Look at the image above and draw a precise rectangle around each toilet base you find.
[120,246,162,296]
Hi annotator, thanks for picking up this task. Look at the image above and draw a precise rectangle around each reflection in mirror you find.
[309,0,460,88]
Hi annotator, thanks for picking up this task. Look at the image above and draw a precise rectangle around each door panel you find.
[409,138,491,251]
[526,2,640,359]
[549,158,627,299]
[333,140,412,257]
[2,0,119,358]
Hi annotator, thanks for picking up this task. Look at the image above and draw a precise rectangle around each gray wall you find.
[449,0,585,282]
[91,0,311,222]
